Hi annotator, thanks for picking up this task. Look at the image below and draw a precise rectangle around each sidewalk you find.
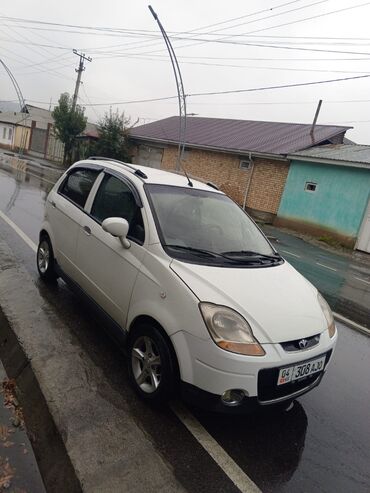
[0,362,45,492]
[0,239,185,493]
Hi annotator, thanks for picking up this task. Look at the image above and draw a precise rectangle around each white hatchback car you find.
[37,157,337,411]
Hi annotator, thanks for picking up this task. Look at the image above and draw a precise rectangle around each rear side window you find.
[91,174,145,244]
[59,169,99,208]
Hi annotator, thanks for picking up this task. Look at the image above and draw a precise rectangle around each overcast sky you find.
[2,0,370,143]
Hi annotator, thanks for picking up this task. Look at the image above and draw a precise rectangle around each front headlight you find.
[199,302,265,356]
[317,293,336,338]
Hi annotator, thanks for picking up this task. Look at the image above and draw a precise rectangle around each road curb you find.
[0,239,185,492]
[333,312,370,337]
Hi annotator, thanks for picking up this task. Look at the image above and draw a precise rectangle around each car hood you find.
[170,259,327,344]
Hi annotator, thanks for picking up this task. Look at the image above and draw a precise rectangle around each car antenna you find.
[148,5,193,187]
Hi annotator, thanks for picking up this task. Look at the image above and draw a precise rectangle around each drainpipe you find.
[242,152,254,210]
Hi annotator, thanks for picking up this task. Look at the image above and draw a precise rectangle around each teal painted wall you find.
[278,160,370,236]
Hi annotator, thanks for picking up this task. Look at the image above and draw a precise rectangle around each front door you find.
[356,199,370,253]
[75,172,146,327]
[49,167,99,277]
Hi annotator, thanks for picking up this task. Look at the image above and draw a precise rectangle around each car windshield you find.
[146,184,280,266]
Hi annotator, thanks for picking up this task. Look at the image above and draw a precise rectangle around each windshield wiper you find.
[222,250,282,261]
[164,244,239,261]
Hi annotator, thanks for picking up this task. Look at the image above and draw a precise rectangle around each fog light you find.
[221,389,245,407]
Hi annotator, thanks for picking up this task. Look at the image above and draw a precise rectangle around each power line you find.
[35,73,368,107]
[92,51,370,75]
[129,1,370,56]
[188,74,370,97]
[0,1,306,51]
[22,97,370,107]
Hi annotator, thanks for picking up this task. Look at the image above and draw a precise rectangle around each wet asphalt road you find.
[0,156,369,493]
[262,225,370,329]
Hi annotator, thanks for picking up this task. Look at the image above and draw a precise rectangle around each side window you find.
[91,174,145,244]
[59,169,99,208]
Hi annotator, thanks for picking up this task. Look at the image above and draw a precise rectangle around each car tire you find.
[128,322,178,404]
[37,234,58,282]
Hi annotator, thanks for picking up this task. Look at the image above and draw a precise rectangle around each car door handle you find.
[83,226,91,236]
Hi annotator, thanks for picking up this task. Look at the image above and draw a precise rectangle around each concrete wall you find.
[276,160,370,246]
[134,143,289,219]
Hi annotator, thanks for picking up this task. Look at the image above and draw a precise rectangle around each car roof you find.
[74,158,223,193]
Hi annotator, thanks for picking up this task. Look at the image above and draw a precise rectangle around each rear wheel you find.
[37,235,58,282]
[128,322,178,404]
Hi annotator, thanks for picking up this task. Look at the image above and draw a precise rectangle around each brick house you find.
[129,116,350,222]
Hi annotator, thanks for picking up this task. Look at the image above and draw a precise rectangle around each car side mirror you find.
[102,217,131,249]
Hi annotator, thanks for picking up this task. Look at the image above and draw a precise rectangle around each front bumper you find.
[181,372,325,414]
[172,327,337,411]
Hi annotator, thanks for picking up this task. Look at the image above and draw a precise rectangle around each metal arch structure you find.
[148,5,187,173]
[0,59,29,155]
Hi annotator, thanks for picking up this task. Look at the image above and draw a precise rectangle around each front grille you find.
[281,333,320,352]
[258,350,332,403]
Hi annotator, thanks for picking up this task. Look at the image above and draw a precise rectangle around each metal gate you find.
[356,199,370,253]
[30,127,47,154]
[136,145,163,168]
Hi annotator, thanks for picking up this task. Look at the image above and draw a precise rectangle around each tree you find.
[52,93,87,165]
[93,109,132,162]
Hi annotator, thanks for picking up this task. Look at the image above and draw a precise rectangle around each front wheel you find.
[37,235,58,282]
[128,323,178,404]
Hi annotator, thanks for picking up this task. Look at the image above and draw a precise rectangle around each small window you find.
[239,159,252,170]
[91,174,145,244]
[305,182,317,193]
[2,128,6,139]
[59,168,99,208]
[8,128,13,140]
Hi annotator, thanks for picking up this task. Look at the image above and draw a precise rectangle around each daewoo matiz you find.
[37,157,337,411]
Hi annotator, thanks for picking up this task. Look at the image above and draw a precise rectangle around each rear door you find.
[74,171,146,326]
[48,166,100,278]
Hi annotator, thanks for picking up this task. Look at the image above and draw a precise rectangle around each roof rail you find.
[206,181,219,190]
[88,156,148,179]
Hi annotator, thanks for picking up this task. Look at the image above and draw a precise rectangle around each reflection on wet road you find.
[0,155,369,493]
[192,323,370,493]
[0,156,59,244]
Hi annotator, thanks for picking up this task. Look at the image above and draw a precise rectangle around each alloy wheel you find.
[37,240,50,274]
[131,336,162,393]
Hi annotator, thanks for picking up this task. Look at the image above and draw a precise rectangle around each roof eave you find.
[129,135,289,161]
[288,154,370,169]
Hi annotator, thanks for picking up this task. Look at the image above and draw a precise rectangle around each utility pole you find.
[72,49,92,111]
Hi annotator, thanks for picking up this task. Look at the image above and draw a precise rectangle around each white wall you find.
[0,123,14,147]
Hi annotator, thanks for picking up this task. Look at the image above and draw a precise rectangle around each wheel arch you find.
[39,228,50,241]
[128,315,181,381]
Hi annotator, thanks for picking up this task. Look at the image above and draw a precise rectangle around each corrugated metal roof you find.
[129,116,350,155]
[0,112,32,126]
[290,144,370,165]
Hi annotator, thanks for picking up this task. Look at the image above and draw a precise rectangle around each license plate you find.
[277,355,326,386]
